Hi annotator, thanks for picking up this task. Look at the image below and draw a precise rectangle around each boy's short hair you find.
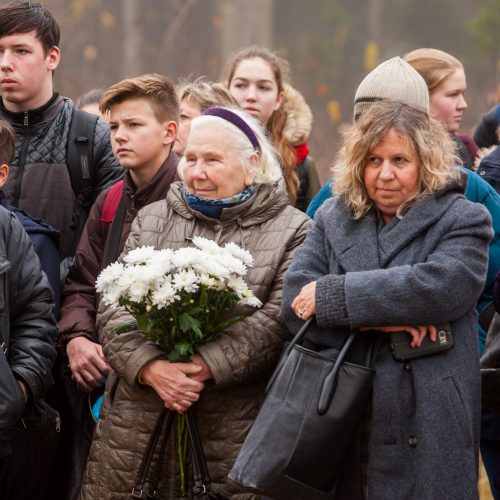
[178,78,236,112]
[0,120,16,166]
[0,1,60,54]
[100,73,179,123]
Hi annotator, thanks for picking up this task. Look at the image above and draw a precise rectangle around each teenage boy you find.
[0,1,122,261]
[53,73,179,500]
[0,120,60,315]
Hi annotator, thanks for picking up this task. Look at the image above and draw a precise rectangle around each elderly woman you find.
[80,107,311,499]
[282,101,492,499]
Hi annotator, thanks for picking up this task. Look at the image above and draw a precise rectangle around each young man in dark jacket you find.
[54,73,179,500]
[0,1,122,261]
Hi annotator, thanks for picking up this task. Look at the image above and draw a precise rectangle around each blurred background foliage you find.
[2,0,500,180]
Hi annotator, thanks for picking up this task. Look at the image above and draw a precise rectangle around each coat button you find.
[408,435,417,447]
[479,170,486,176]
[404,361,411,371]
[213,224,221,231]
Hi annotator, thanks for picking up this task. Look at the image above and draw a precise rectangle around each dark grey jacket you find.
[0,206,57,457]
[0,94,122,258]
[282,181,492,499]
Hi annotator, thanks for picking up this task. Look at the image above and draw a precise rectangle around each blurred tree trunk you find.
[219,0,274,61]
[122,0,141,77]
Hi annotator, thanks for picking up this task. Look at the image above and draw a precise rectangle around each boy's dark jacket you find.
[0,205,57,456]
[58,151,178,349]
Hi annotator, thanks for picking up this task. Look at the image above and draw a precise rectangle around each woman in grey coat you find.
[282,101,492,500]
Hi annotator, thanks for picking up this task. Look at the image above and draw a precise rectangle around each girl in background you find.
[223,46,320,211]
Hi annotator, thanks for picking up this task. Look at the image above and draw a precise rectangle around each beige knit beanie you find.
[353,56,429,120]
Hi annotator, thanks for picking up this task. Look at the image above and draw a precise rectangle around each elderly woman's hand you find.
[138,359,205,414]
[291,281,317,320]
[360,325,437,348]
[190,354,213,382]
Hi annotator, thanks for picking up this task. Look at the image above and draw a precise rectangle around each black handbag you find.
[130,408,228,500]
[229,318,376,499]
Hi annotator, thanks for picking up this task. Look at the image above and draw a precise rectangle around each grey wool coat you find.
[282,180,492,500]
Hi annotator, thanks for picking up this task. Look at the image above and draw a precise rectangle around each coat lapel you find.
[333,209,382,271]
[376,190,461,268]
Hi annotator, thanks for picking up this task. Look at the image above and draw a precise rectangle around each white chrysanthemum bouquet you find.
[96,236,262,362]
[96,237,262,495]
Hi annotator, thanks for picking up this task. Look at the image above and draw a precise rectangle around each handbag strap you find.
[146,411,175,499]
[185,409,228,500]
[265,317,314,392]
[317,331,358,415]
[130,409,170,500]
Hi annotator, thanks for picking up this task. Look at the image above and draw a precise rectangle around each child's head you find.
[99,74,178,186]
[0,120,15,188]
[76,88,107,121]
[174,78,236,155]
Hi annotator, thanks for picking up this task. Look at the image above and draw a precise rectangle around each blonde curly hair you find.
[332,101,461,219]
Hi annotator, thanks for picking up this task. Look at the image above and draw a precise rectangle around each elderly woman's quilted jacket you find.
[80,180,312,500]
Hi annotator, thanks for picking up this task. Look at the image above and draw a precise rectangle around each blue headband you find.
[202,107,261,152]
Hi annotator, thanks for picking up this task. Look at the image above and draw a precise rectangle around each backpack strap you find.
[102,184,126,268]
[67,107,99,248]
[101,180,125,237]
[67,107,98,199]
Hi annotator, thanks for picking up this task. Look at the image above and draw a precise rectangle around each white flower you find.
[171,247,204,270]
[100,285,123,307]
[123,245,157,265]
[224,242,254,267]
[128,279,150,303]
[95,262,124,292]
[192,237,222,254]
[199,273,217,288]
[152,283,180,308]
[192,256,230,281]
[227,275,247,298]
[214,252,247,276]
[239,288,262,308]
[153,249,174,273]
[172,269,200,293]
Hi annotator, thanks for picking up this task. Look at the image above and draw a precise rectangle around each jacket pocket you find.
[443,376,473,448]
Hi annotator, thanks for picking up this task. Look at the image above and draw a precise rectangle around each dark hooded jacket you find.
[0,206,57,457]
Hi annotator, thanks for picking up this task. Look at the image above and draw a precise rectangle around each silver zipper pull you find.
[24,111,28,126]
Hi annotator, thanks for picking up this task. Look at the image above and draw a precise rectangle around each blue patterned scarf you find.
[184,184,256,218]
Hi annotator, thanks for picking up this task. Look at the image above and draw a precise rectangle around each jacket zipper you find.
[12,111,31,206]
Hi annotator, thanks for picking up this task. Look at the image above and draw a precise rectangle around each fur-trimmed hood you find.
[282,84,313,146]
